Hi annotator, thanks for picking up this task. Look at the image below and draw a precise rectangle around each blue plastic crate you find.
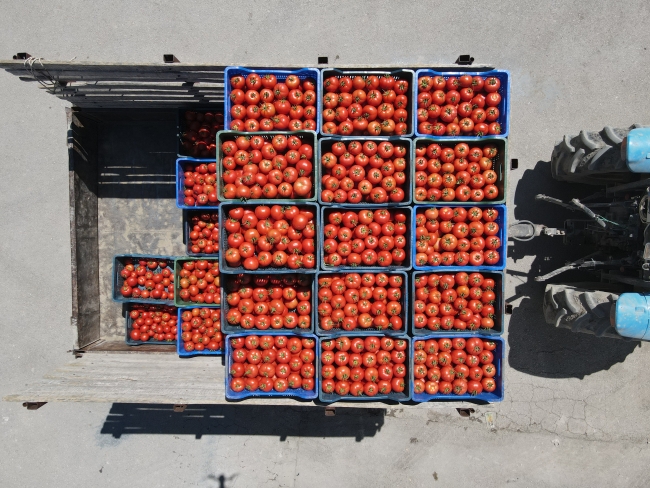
[177,108,224,158]
[176,307,224,357]
[175,158,219,210]
[412,204,507,271]
[319,69,416,137]
[414,69,510,139]
[125,304,178,345]
[173,257,221,308]
[112,254,177,305]
[412,136,508,206]
[411,270,504,337]
[183,210,220,257]
[224,67,321,133]
[315,270,409,337]
[216,130,319,203]
[320,206,412,272]
[218,202,319,274]
[220,273,316,335]
[225,332,319,400]
[318,136,413,207]
[318,335,412,403]
[410,334,504,403]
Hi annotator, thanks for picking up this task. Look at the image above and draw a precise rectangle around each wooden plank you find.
[68,109,101,349]
[2,352,479,409]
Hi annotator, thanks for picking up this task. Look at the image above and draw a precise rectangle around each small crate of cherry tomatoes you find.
[184,211,219,257]
[173,258,221,308]
[319,335,411,402]
[321,207,412,270]
[217,130,317,202]
[414,69,510,139]
[411,335,504,402]
[113,255,176,305]
[224,67,321,133]
[125,304,178,345]
[226,333,319,400]
[176,158,219,210]
[219,203,319,273]
[178,109,224,157]
[319,137,412,206]
[316,271,407,336]
[221,273,315,335]
[320,69,415,137]
[177,307,224,356]
[413,204,506,271]
[413,137,507,205]
[412,271,504,336]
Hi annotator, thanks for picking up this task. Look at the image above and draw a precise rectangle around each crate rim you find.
[411,135,508,206]
[413,68,511,139]
[410,333,504,403]
[318,136,413,207]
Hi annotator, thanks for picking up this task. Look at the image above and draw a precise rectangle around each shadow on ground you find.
[101,403,385,441]
[507,161,640,379]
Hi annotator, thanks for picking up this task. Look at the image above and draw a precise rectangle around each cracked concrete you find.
[2,0,650,486]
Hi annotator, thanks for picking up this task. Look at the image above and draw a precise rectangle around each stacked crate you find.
[131,65,510,404]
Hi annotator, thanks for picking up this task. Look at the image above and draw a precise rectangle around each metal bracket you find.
[163,54,179,63]
[173,404,187,412]
[22,402,47,410]
[325,406,336,417]
[455,55,474,66]
[457,408,475,417]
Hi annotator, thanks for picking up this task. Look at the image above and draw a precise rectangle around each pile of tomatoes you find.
[225,274,312,331]
[228,73,318,132]
[128,305,178,342]
[321,336,409,397]
[176,260,221,305]
[187,212,219,255]
[118,259,175,301]
[321,140,409,204]
[323,209,408,268]
[321,74,410,136]
[413,272,498,331]
[414,142,500,202]
[179,110,223,158]
[413,337,499,396]
[229,335,317,393]
[220,134,314,200]
[179,308,223,353]
[181,162,218,207]
[317,273,404,332]
[416,74,503,136]
[223,205,317,270]
[415,206,501,268]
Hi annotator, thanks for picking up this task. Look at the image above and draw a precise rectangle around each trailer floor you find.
[2,1,650,487]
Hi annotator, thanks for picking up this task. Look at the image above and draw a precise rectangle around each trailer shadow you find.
[507,161,640,379]
[100,403,385,441]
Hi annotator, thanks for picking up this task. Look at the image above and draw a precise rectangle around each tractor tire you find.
[550,124,647,184]
[543,284,623,339]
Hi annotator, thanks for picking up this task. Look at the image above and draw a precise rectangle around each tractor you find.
[509,125,650,340]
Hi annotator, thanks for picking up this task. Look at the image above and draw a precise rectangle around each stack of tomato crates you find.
[170,65,509,404]
[318,67,509,403]
[215,68,322,400]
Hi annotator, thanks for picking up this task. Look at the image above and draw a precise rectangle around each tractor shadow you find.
[507,161,640,379]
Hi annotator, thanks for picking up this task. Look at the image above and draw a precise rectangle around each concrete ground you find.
[1,1,650,486]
